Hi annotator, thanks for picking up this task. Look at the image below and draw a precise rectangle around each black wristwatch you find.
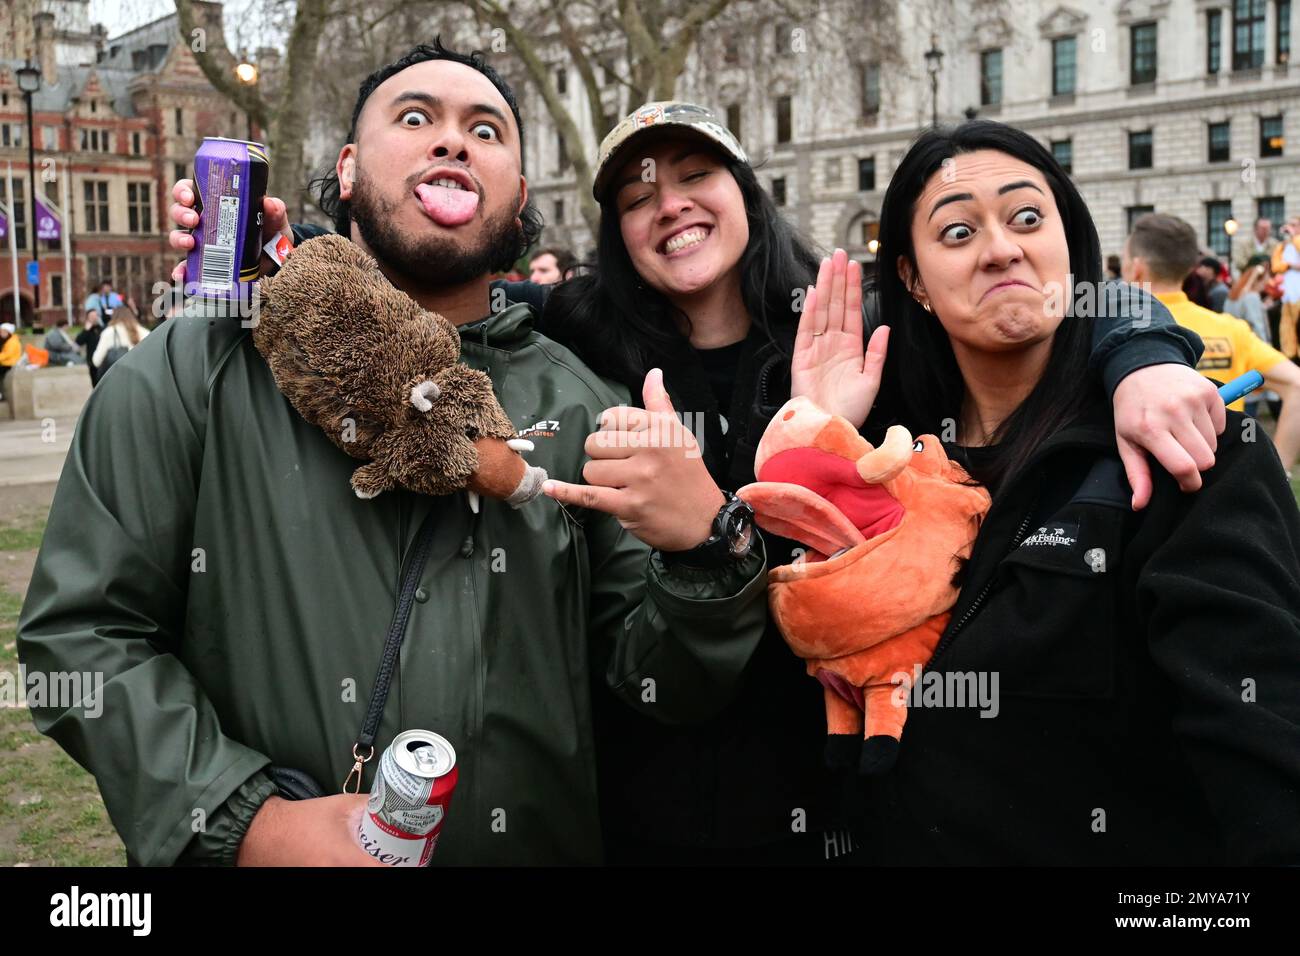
[661,491,756,569]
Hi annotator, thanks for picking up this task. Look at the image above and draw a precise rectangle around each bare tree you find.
[173,0,333,218]
[450,0,751,232]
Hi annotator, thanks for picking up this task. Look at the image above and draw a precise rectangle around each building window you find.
[776,96,792,145]
[174,108,183,135]
[861,219,879,249]
[826,156,842,187]
[1279,0,1292,63]
[1209,121,1231,161]
[1206,200,1233,256]
[132,131,142,155]
[1051,138,1073,174]
[858,156,876,191]
[1,124,21,148]
[774,21,793,54]
[726,103,741,143]
[552,198,563,224]
[83,180,110,233]
[42,125,57,150]
[79,128,111,152]
[1052,36,1077,95]
[771,176,786,206]
[861,63,881,116]
[1259,196,1286,228]
[51,274,64,308]
[86,255,111,290]
[0,177,26,249]
[1131,23,1158,84]
[555,66,566,95]
[1208,9,1223,74]
[1261,114,1285,156]
[1128,129,1153,169]
[1234,0,1266,71]
[980,49,1003,105]
[555,131,568,172]
[723,34,740,65]
[1127,204,1155,234]
[127,182,153,234]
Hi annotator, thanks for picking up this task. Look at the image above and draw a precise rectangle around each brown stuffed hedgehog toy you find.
[253,234,546,508]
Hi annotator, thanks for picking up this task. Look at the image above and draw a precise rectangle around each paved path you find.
[0,417,76,488]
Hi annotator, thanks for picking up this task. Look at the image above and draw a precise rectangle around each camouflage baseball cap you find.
[592,101,749,202]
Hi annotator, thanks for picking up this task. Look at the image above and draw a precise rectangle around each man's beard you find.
[349,165,522,287]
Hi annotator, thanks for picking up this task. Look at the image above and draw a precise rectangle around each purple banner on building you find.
[0,210,7,240]
[35,195,60,241]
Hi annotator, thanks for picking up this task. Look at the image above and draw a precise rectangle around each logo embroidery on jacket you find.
[518,419,560,439]
[1020,525,1078,548]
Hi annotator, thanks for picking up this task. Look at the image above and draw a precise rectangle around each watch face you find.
[726,509,754,557]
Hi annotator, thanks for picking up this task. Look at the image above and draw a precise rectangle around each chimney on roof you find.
[34,11,57,87]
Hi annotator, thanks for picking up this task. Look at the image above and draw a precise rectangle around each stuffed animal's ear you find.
[409,379,441,412]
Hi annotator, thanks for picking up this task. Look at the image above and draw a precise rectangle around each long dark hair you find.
[874,120,1101,492]
[544,152,821,391]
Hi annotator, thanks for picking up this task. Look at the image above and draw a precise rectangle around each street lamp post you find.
[924,36,944,128]
[16,60,41,322]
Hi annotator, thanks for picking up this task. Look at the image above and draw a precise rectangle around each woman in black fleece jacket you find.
[535,110,1239,865]
[795,120,1300,864]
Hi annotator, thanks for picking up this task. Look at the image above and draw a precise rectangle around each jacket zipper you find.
[926,491,1039,669]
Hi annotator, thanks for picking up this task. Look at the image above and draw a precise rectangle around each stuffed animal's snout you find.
[465,438,548,512]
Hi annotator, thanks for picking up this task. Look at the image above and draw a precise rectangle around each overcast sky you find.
[88,0,175,36]
[88,0,266,43]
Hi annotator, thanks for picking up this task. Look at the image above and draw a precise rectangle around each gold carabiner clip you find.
[342,743,375,794]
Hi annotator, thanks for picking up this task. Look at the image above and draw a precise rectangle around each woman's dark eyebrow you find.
[616,149,705,193]
[928,180,1044,221]
[998,180,1043,196]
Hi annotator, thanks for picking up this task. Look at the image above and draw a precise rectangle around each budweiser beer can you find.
[185,137,269,314]
[358,730,458,867]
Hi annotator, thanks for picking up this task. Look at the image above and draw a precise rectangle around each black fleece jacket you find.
[859,402,1300,865]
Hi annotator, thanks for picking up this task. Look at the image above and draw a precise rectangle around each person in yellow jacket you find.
[1124,214,1300,476]
[0,321,21,400]
[1272,221,1300,357]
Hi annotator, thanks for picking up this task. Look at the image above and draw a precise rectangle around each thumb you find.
[1116,436,1152,511]
[263,196,292,243]
[642,367,675,414]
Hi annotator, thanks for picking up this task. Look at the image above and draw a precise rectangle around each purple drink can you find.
[185,137,269,312]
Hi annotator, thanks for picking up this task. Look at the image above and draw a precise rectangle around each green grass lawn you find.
[0,504,123,866]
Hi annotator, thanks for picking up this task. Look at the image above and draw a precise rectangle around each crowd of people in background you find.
[1136,213,1300,471]
[0,278,152,401]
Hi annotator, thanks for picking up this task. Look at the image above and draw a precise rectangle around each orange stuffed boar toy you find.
[737,397,990,775]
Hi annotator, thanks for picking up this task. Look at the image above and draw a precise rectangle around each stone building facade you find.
[0,0,254,327]
[515,0,1299,268]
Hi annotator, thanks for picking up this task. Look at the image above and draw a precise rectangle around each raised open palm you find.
[791,248,889,429]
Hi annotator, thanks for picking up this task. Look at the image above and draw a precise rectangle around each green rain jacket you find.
[17,298,768,866]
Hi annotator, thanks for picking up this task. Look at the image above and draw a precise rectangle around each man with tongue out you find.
[20,40,768,867]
